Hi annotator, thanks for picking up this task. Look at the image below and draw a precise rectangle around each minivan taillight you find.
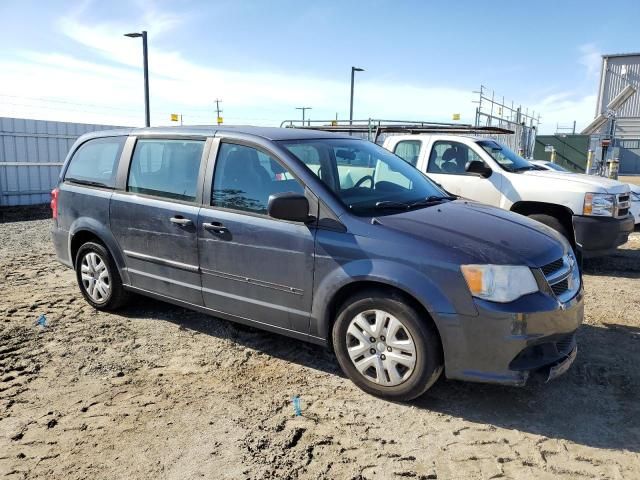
[51,188,59,219]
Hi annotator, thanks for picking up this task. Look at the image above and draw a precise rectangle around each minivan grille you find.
[540,254,579,302]
[541,258,564,276]
[551,279,569,296]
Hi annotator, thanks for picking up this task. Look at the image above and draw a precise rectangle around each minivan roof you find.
[84,125,355,141]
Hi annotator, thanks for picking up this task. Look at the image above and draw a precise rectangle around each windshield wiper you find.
[374,195,455,210]
[66,178,109,188]
[512,165,535,172]
[374,200,410,210]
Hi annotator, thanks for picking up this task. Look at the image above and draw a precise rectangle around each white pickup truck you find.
[530,160,640,225]
[383,134,635,257]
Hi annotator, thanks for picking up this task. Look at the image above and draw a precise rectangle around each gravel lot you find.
[1,215,639,479]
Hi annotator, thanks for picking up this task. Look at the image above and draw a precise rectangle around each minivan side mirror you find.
[466,160,492,178]
[267,192,310,222]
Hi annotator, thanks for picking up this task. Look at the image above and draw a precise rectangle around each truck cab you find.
[384,134,634,257]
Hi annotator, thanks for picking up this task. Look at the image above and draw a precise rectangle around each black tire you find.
[528,213,570,242]
[332,289,443,401]
[75,242,129,311]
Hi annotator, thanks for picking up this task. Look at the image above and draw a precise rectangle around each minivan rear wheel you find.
[75,242,129,310]
[332,290,443,401]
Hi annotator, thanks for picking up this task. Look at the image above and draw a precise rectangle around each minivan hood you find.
[522,170,630,193]
[375,200,565,267]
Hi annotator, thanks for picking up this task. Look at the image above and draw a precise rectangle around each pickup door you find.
[395,139,503,205]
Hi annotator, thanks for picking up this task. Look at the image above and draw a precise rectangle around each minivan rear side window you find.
[64,136,126,188]
[128,139,205,202]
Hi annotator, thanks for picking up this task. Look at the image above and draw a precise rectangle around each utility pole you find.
[296,107,311,125]
[215,99,223,125]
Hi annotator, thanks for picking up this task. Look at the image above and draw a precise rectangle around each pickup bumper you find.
[434,288,584,386]
[572,214,634,258]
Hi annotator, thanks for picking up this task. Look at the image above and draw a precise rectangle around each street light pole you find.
[296,107,312,126]
[125,30,150,127]
[350,66,364,125]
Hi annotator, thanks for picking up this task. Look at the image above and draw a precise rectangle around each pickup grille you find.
[540,254,580,302]
[616,193,631,218]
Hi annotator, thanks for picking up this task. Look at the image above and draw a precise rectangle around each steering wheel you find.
[354,175,374,188]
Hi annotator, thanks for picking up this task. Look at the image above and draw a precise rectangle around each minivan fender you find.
[311,258,460,340]
[68,217,129,284]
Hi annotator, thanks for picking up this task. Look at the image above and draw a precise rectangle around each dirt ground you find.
[1,215,639,480]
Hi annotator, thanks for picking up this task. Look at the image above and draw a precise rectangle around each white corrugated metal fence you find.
[0,117,123,206]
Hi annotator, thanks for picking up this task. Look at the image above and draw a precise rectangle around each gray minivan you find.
[51,126,583,400]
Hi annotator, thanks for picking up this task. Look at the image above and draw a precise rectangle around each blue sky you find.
[1,0,639,133]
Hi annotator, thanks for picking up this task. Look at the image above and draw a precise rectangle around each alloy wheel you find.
[80,252,111,303]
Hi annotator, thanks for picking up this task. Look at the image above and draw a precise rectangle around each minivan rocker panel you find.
[51,126,583,401]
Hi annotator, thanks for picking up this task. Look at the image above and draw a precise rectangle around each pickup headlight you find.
[583,193,615,216]
[461,264,538,303]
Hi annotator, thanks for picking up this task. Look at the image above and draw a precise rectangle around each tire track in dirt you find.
[1,219,639,479]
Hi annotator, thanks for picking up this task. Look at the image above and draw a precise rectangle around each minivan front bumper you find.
[434,288,584,386]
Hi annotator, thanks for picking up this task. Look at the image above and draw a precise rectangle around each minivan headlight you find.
[461,265,538,303]
[583,193,615,216]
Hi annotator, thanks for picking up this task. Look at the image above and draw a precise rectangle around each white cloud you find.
[531,93,597,134]
[578,43,602,79]
[0,5,601,135]
[0,3,480,127]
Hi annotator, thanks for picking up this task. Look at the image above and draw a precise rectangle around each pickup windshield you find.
[477,140,535,173]
[280,138,451,216]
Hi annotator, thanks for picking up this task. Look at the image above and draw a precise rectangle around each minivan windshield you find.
[477,140,535,173]
[280,138,452,216]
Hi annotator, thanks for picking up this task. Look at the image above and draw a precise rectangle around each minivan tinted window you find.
[65,136,126,188]
[212,143,304,214]
[128,139,205,201]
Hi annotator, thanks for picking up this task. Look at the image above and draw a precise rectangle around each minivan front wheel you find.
[333,291,443,401]
[75,242,129,310]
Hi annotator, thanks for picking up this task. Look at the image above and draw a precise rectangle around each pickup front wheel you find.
[528,214,570,242]
[332,290,443,401]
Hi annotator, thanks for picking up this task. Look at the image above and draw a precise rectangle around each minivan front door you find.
[198,140,316,334]
[110,137,208,305]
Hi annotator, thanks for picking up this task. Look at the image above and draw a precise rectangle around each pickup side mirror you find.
[466,160,492,178]
[267,192,310,222]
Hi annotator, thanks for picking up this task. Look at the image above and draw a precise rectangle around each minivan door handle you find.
[203,221,228,234]
[170,216,193,226]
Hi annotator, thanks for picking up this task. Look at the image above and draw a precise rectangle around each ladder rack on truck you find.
[280,118,514,143]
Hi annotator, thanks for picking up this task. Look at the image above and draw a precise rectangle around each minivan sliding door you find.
[110,137,210,305]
